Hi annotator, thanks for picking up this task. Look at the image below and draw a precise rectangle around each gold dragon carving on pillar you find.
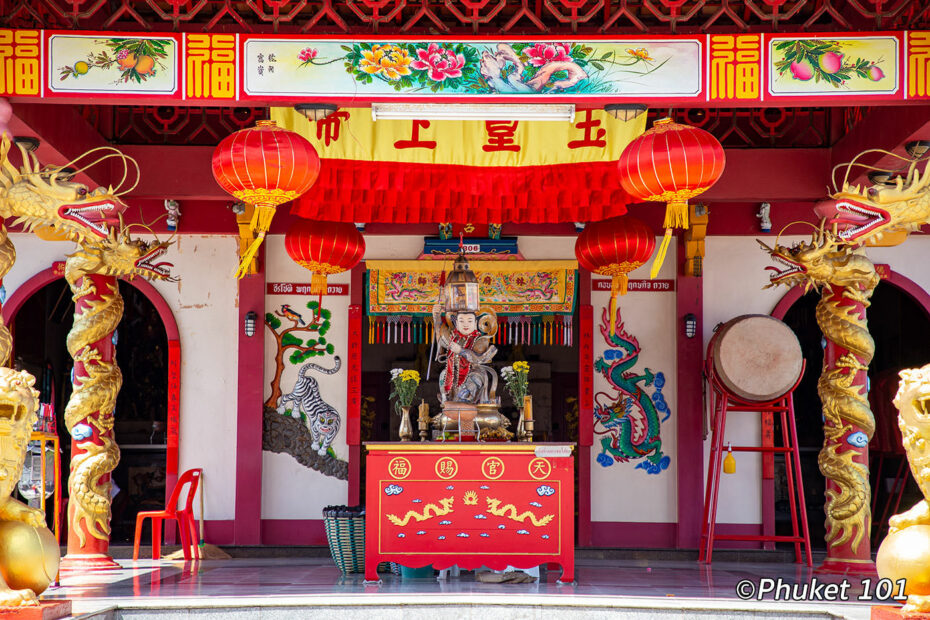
[0,131,133,604]
[761,226,879,556]
[64,228,174,545]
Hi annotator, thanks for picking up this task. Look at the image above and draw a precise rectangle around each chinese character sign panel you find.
[365,445,574,582]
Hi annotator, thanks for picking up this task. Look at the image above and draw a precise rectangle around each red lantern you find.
[617,117,724,277]
[212,120,321,278]
[575,216,655,336]
[285,219,365,296]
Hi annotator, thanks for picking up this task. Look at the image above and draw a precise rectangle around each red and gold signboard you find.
[365,443,575,583]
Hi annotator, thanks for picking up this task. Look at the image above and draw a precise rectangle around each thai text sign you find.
[593,278,675,292]
[267,282,348,295]
[0,30,921,105]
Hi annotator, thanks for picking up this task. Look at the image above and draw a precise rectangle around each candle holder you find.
[518,395,534,442]
[417,400,430,442]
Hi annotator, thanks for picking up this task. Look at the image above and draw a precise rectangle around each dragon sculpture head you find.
[66,226,175,285]
[0,135,128,242]
[814,159,930,245]
[759,223,845,291]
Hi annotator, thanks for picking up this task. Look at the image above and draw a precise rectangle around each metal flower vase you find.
[398,406,414,442]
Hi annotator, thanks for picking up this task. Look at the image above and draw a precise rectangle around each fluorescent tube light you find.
[371,103,575,122]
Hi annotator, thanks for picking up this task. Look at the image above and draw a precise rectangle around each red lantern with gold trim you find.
[618,117,724,277]
[285,219,365,296]
[575,216,655,336]
[212,120,321,278]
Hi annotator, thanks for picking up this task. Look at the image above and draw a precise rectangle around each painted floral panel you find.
[769,36,898,95]
[244,39,701,97]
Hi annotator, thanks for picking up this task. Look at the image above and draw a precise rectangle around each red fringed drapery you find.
[290,159,631,224]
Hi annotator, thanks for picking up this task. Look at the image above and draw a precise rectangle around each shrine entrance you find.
[776,275,930,549]
[7,275,173,545]
[359,257,582,537]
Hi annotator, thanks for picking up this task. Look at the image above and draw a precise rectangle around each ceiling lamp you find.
[905,140,930,159]
[294,104,339,122]
[604,104,647,121]
[370,103,575,122]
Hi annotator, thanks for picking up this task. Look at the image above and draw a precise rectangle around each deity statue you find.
[432,297,499,405]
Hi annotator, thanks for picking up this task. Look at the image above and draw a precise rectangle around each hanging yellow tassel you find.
[310,272,328,296]
[664,199,690,230]
[608,274,628,338]
[650,228,674,279]
[723,442,736,474]
[234,204,277,279]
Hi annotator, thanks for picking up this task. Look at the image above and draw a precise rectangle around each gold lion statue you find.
[0,368,60,607]
[877,364,930,612]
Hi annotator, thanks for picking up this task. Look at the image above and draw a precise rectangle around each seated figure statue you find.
[432,299,499,405]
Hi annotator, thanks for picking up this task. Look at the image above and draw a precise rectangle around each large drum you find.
[710,314,803,402]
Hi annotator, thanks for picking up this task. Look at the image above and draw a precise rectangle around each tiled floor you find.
[42,556,894,619]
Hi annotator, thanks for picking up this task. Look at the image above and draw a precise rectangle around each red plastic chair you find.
[133,468,202,561]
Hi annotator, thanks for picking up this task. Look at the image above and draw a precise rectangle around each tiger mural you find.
[277,356,342,456]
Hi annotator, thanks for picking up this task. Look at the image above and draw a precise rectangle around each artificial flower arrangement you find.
[500,361,530,406]
[389,368,420,415]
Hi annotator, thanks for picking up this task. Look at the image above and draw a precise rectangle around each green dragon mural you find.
[593,306,671,475]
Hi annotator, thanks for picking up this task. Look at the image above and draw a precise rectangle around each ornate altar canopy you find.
[367,260,577,315]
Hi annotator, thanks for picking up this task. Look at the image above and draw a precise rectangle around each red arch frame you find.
[2,266,182,508]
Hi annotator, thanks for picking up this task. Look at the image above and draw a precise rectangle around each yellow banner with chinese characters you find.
[271,107,645,166]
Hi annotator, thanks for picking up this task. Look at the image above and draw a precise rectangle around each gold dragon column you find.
[60,265,123,571]
[816,258,879,574]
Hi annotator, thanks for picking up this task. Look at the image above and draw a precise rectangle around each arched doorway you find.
[774,272,930,548]
[4,267,180,544]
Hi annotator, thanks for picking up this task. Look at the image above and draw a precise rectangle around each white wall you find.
[6,233,240,521]
[261,234,350,519]
[590,240,678,523]
[865,236,930,292]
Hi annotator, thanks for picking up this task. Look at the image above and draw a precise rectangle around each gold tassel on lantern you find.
[650,196,690,279]
[235,204,277,279]
[310,272,328,296]
[608,273,629,339]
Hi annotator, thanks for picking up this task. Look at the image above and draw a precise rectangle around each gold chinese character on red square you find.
[186,34,236,99]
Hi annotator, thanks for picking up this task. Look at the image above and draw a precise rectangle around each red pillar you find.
[61,273,121,572]
[234,262,265,545]
[347,263,365,506]
[577,267,593,547]
[676,234,704,549]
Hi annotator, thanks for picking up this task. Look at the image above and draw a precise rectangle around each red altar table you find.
[364,442,575,583]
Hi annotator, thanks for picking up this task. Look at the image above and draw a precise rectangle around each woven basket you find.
[323,513,366,574]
